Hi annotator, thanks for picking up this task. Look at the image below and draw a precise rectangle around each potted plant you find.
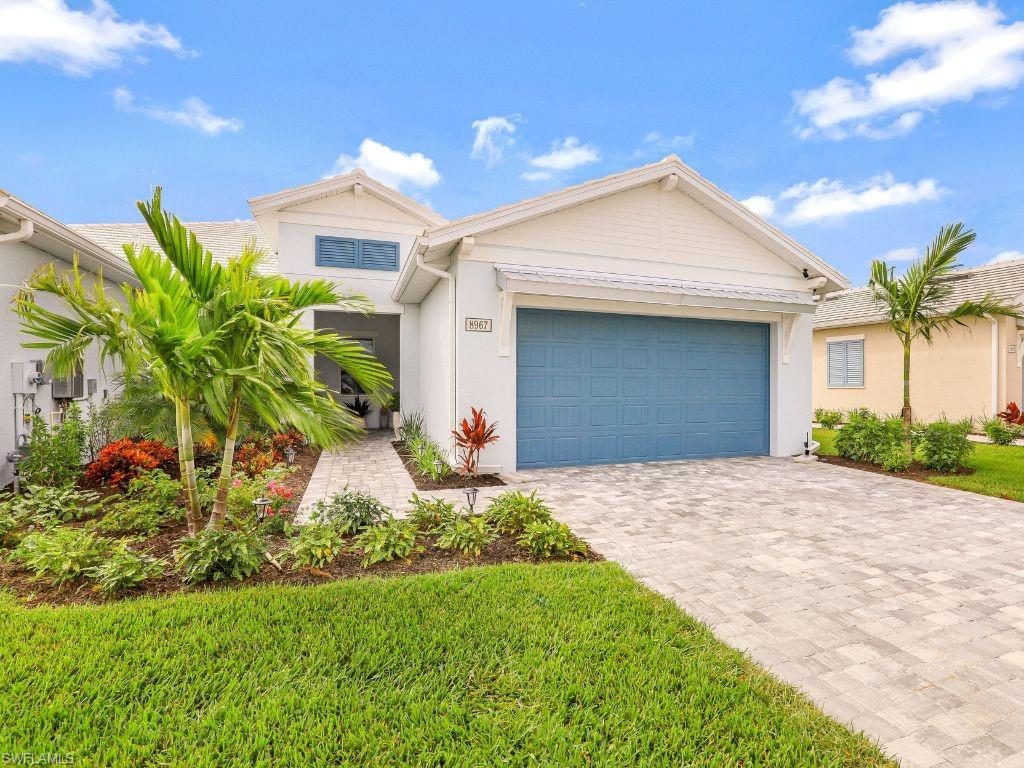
[380,391,399,431]
[346,396,372,429]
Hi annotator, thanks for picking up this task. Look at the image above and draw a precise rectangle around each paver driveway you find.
[523,457,1024,768]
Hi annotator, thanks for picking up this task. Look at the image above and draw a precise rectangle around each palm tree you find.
[15,244,219,534]
[136,189,392,527]
[16,188,392,535]
[868,223,1021,430]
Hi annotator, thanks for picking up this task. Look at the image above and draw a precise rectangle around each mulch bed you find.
[818,454,975,482]
[392,441,505,490]
[1,446,596,608]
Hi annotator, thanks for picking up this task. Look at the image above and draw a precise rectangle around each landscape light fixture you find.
[252,497,273,521]
[285,446,296,466]
[464,487,479,513]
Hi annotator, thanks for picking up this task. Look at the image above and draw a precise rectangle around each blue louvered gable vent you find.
[315,236,399,271]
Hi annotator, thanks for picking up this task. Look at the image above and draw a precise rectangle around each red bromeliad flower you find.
[451,407,499,476]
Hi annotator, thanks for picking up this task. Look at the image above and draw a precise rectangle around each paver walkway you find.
[297,431,527,520]
[299,434,1024,767]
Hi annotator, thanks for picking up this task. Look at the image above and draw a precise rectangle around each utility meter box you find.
[52,371,85,400]
[10,361,43,395]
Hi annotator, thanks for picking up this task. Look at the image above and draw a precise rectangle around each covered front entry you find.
[516,308,769,468]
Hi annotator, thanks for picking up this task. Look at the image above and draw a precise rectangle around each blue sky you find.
[1,0,1023,284]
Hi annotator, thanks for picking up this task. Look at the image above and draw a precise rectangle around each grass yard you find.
[0,563,892,767]
[814,428,1024,503]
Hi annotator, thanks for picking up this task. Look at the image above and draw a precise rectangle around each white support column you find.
[498,289,515,357]
[780,313,798,364]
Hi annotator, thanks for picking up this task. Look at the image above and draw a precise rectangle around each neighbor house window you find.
[827,338,864,388]
[315,236,399,271]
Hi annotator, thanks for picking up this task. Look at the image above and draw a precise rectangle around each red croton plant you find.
[998,402,1024,426]
[452,407,499,475]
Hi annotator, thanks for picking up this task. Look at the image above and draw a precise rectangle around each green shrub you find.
[920,419,974,473]
[126,468,182,508]
[407,436,452,481]
[2,485,100,526]
[814,408,843,430]
[984,417,1022,446]
[879,445,912,472]
[484,491,552,534]
[516,520,588,560]
[9,527,108,585]
[834,410,905,466]
[407,494,459,532]
[436,515,496,557]
[20,405,87,487]
[287,522,347,569]
[94,499,167,536]
[0,503,32,548]
[397,411,425,443]
[86,543,165,594]
[309,489,389,534]
[175,527,265,584]
[353,520,420,567]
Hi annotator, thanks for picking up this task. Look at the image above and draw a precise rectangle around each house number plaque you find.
[465,317,492,332]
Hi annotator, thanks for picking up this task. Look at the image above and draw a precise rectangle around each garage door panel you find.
[551,376,581,397]
[591,377,618,397]
[516,309,768,468]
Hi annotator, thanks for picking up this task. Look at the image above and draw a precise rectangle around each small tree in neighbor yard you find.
[868,223,1021,438]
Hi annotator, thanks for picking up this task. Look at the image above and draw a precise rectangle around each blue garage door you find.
[516,309,769,468]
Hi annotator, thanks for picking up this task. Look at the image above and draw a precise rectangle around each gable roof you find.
[71,220,277,273]
[1,189,136,283]
[247,170,447,227]
[396,155,847,302]
[814,258,1024,330]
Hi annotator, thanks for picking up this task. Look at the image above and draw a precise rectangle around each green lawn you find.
[814,428,1024,502]
[0,563,891,767]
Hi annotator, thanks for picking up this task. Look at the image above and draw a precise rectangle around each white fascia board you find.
[0,195,136,284]
[248,172,446,227]
[497,276,818,314]
[418,156,849,292]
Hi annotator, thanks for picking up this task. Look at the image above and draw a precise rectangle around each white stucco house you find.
[0,190,136,488]
[70,155,846,474]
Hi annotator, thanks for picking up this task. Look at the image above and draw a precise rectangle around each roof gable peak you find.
[248,171,446,226]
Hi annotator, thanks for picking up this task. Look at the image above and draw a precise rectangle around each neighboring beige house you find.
[812,260,1024,423]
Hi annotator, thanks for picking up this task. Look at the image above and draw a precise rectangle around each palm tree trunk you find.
[208,393,241,529]
[901,341,912,428]
[176,397,203,535]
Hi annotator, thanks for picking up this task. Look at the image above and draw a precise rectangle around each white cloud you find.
[746,173,945,225]
[793,1,1024,140]
[990,249,1024,263]
[740,195,776,218]
[881,246,921,261]
[0,0,187,76]
[113,87,242,135]
[471,115,519,167]
[640,130,695,155]
[326,138,441,190]
[527,136,600,172]
[520,170,553,182]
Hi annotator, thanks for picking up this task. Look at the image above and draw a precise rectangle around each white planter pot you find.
[365,410,380,430]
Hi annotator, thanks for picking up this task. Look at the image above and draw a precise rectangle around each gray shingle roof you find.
[813,258,1024,329]
[70,221,277,273]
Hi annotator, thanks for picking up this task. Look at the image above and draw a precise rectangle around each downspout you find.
[416,244,457,429]
[991,317,1000,417]
[0,216,34,244]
